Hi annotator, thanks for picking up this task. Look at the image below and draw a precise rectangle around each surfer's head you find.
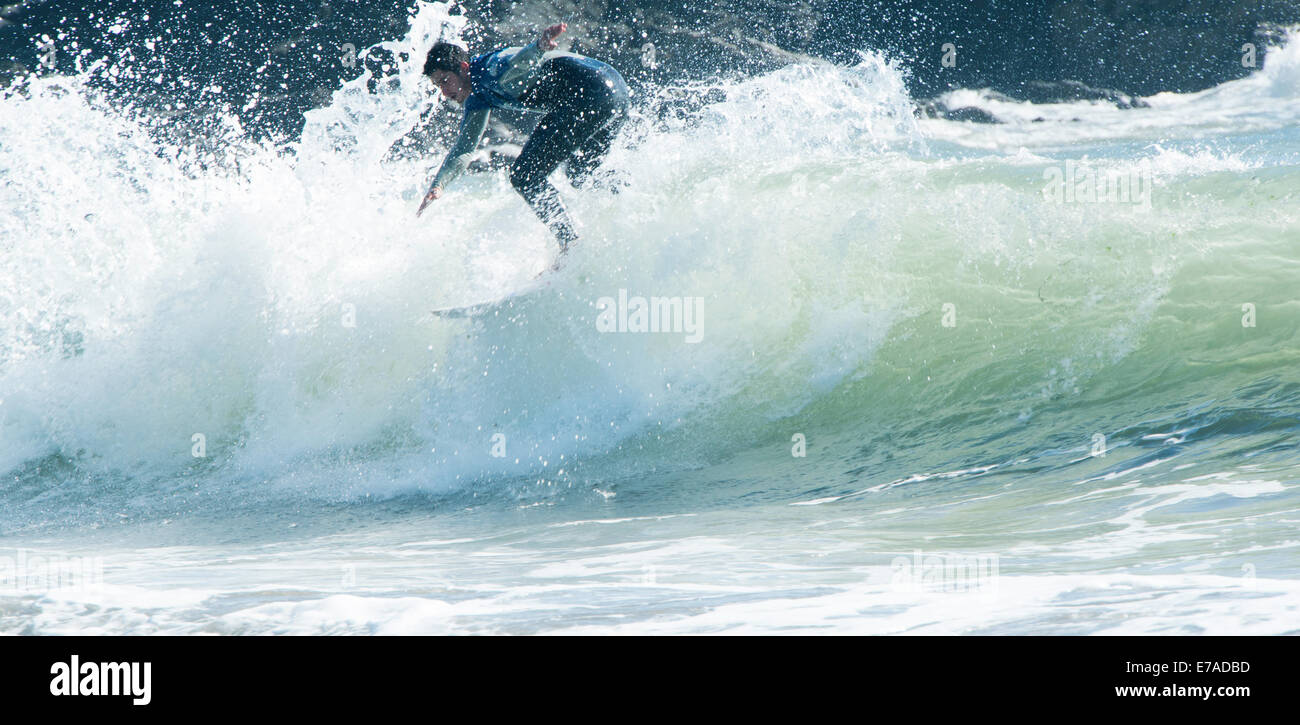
[424,42,472,103]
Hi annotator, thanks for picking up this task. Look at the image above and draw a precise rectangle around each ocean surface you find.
[1,2,1298,634]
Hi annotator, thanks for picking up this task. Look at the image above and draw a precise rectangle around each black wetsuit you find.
[429,44,630,249]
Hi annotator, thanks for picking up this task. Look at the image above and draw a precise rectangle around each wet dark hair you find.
[423,42,469,76]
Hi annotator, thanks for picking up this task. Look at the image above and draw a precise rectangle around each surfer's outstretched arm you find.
[418,108,490,216]
[496,42,545,96]
[496,23,567,94]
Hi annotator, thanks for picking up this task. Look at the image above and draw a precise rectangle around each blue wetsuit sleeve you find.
[497,41,546,96]
[431,107,491,190]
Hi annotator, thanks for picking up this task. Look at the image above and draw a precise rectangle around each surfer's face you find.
[429,64,471,103]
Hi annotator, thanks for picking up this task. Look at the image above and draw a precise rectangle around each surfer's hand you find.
[538,23,566,51]
[416,187,441,217]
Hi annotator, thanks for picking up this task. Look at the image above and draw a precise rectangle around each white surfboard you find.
[431,275,553,319]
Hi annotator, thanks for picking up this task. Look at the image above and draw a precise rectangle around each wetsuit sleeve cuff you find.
[512,41,543,65]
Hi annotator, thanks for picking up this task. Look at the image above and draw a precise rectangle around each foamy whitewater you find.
[1,3,1297,634]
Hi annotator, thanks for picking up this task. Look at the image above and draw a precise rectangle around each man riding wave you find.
[417,23,630,260]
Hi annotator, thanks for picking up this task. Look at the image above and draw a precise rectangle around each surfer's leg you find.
[566,111,627,188]
[510,112,585,249]
[511,59,631,247]
[565,69,630,188]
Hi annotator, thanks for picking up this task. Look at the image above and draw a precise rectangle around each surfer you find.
[416,23,630,258]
